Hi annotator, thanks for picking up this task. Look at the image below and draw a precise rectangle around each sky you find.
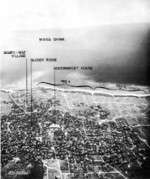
[0,0,150,89]
[0,0,150,30]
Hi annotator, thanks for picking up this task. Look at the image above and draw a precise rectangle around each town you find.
[1,90,150,179]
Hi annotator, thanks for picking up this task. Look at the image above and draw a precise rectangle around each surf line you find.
[37,81,94,90]
[37,81,147,93]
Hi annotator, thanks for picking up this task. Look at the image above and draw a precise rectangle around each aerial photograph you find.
[1,0,150,179]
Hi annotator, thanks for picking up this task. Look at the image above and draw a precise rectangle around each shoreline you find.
[1,85,150,98]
